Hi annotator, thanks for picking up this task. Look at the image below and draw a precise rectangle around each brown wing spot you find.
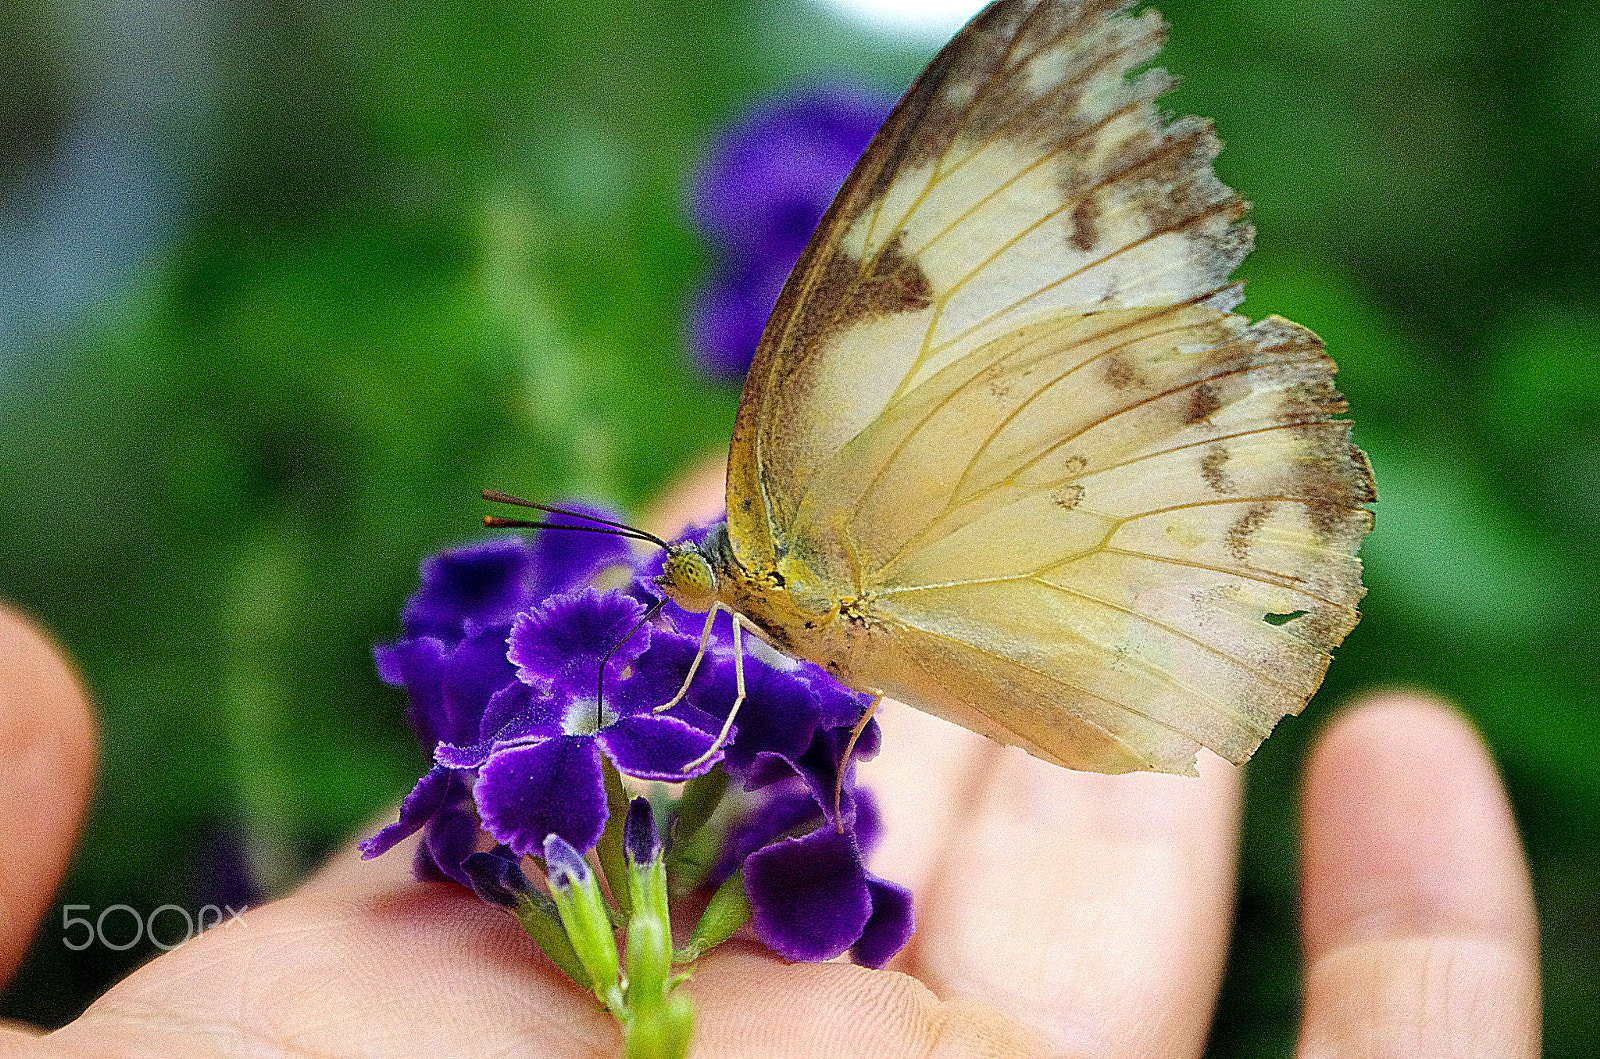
[1226,502,1270,562]
[1068,197,1102,253]
[1295,439,1377,539]
[1103,350,1143,390]
[810,233,934,345]
[1053,484,1085,510]
[1200,445,1232,494]
[1186,381,1221,424]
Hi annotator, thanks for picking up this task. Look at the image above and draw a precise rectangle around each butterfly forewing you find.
[724,0,1374,774]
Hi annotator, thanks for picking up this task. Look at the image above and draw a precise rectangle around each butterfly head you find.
[657,544,719,613]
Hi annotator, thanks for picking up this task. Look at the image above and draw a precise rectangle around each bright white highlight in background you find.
[810,0,988,42]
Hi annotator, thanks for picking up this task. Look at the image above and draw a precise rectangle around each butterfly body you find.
[657,0,1374,777]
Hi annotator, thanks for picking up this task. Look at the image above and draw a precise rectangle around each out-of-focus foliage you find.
[0,0,1594,1052]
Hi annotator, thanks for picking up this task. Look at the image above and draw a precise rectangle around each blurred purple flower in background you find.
[685,84,895,379]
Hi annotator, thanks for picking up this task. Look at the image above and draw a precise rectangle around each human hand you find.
[0,474,1540,1057]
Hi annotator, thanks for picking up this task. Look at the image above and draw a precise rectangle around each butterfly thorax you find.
[657,523,870,678]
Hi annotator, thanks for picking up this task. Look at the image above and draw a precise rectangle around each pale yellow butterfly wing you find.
[724,0,1374,774]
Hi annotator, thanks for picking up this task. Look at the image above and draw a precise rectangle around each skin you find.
[0,471,1540,1058]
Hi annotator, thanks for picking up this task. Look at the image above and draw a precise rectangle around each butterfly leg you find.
[832,693,883,830]
[678,611,759,773]
[653,602,729,715]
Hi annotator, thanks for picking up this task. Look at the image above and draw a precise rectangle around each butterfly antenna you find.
[596,597,666,726]
[481,489,672,550]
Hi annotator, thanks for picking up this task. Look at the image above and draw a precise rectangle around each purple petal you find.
[476,680,564,745]
[359,764,460,860]
[440,624,520,743]
[851,877,915,969]
[685,85,894,378]
[596,714,721,781]
[605,628,707,716]
[712,785,826,885]
[683,262,789,378]
[402,538,535,641]
[414,803,485,887]
[688,84,893,255]
[508,588,650,690]
[543,833,593,889]
[476,735,608,855]
[375,636,451,747]
[744,826,872,962]
[683,650,823,774]
[461,846,534,909]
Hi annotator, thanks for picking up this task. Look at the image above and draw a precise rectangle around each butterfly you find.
[496,0,1374,777]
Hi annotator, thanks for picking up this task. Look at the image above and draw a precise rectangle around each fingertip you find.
[1310,689,1484,775]
[1298,688,1541,1057]
[1302,688,1533,951]
[0,603,98,984]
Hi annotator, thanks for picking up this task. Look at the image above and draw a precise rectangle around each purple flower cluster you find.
[685,84,895,378]
[362,507,914,967]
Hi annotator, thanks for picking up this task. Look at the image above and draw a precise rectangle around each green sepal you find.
[511,888,591,991]
[666,770,732,893]
[624,908,672,1012]
[672,768,727,848]
[624,808,675,1011]
[596,759,633,918]
[675,869,751,963]
[545,847,623,1015]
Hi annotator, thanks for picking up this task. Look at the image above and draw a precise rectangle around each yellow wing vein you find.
[1022,575,1300,706]
[1121,495,1363,521]
[1100,547,1356,611]
[861,328,1310,572]
[920,197,1244,373]
[868,10,1164,404]
[886,117,1221,405]
[998,354,1327,492]
[1077,417,1352,482]
[843,302,1205,556]
[943,307,1214,500]
[901,91,1149,265]
[861,4,1035,252]
[861,20,1062,396]
[888,19,1152,254]
[880,575,1274,732]
[878,618,1212,755]
[868,0,1099,250]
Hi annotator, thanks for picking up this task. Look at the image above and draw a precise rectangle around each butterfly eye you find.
[660,550,718,608]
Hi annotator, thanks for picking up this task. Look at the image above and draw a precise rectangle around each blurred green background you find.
[0,0,1594,1052]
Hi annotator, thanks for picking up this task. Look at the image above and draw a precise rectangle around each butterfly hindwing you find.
[723,0,1374,773]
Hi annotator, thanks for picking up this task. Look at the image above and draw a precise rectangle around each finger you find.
[1298,693,1540,1058]
[0,604,97,986]
[905,744,1242,1058]
[858,701,998,906]
[640,452,727,539]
